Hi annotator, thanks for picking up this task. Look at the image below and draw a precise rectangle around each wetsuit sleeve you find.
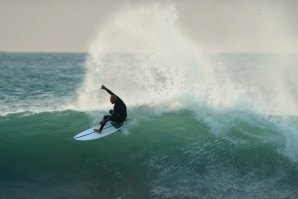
[103,87,115,96]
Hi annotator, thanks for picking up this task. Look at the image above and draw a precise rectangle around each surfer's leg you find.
[98,115,110,125]
[94,120,106,133]
[93,115,111,133]
[99,115,111,132]
[94,115,111,133]
[99,120,107,131]
[94,122,105,133]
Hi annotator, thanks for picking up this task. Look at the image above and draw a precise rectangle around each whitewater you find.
[1,4,298,199]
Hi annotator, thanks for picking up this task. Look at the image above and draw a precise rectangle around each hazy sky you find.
[1,0,298,53]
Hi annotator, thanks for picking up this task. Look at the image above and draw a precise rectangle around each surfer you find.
[94,85,127,133]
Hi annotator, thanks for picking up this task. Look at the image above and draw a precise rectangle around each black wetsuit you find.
[100,88,127,131]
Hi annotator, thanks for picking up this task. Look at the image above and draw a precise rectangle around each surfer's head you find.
[110,95,117,104]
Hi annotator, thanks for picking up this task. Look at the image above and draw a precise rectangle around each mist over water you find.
[78,4,298,114]
[78,4,200,110]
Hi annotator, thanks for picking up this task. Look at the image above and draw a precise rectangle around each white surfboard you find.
[74,121,124,141]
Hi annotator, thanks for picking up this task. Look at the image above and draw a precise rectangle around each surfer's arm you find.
[101,85,115,96]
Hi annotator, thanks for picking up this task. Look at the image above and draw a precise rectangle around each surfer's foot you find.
[94,129,102,134]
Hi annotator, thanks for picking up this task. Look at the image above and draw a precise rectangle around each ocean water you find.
[1,52,298,199]
[1,4,298,199]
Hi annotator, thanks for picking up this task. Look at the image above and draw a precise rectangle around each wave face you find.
[0,109,298,199]
[1,4,298,199]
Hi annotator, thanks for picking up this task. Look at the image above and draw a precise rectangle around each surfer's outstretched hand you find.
[101,85,106,89]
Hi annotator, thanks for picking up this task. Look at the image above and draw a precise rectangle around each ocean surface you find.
[0,52,298,199]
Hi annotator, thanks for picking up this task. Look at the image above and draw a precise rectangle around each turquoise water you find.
[1,52,298,199]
